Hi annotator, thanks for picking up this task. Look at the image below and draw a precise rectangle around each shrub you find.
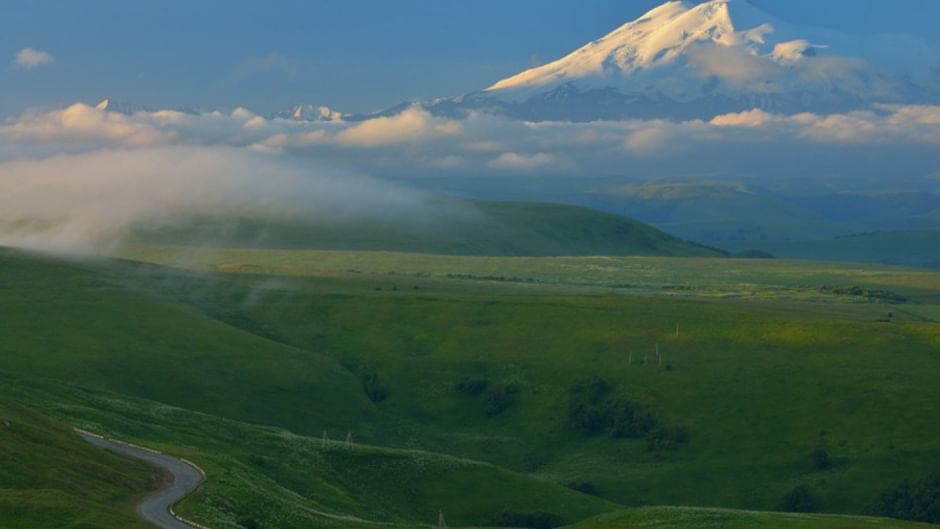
[566,378,614,435]
[609,399,658,439]
[811,448,831,470]
[567,481,596,495]
[362,372,389,403]
[238,518,261,529]
[247,454,268,467]
[646,425,691,450]
[455,377,490,396]
[872,475,940,523]
[565,378,690,446]
[484,384,518,416]
[492,511,565,529]
[781,485,819,513]
[566,402,608,435]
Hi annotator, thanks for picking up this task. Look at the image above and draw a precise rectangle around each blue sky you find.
[3,0,940,116]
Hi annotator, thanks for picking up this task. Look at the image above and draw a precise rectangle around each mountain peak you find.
[487,0,776,94]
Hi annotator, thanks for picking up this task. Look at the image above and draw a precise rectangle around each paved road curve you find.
[78,430,206,529]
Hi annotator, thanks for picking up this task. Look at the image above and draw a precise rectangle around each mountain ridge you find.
[343,0,940,123]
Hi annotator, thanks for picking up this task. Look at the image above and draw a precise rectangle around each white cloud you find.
[14,48,54,70]
[0,147,431,254]
[488,152,556,171]
[1,103,173,147]
[710,109,775,128]
[2,101,940,188]
[623,126,675,153]
[335,106,462,147]
[687,43,777,91]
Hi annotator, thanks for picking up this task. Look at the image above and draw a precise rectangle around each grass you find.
[133,200,720,258]
[1,375,617,529]
[720,229,940,269]
[3,247,940,526]
[569,507,936,529]
[119,246,940,305]
[0,397,158,529]
[0,249,373,434]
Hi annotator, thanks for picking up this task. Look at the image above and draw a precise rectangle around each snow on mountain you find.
[274,104,345,122]
[487,0,776,94]
[414,0,940,122]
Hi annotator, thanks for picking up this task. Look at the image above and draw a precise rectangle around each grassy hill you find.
[720,229,940,269]
[2,374,617,529]
[590,181,940,246]
[0,397,157,529]
[132,200,720,257]
[4,376,931,529]
[569,507,935,529]
[119,248,940,514]
[0,249,373,434]
[3,248,940,526]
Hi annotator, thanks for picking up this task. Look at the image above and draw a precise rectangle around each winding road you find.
[77,430,207,529]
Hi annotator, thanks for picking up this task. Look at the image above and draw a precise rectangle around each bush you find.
[567,481,596,495]
[566,378,614,435]
[781,485,819,513]
[247,454,268,467]
[362,372,389,403]
[811,448,831,470]
[609,399,658,439]
[646,425,691,451]
[565,378,690,447]
[455,377,490,396]
[238,518,261,529]
[484,384,519,416]
[872,475,940,523]
[492,511,565,529]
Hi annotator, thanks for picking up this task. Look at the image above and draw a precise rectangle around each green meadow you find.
[2,246,940,527]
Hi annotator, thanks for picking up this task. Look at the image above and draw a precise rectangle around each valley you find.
[2,244,939,528]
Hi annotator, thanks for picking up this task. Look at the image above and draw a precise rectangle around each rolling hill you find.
[3,248,940,527]
[131,200,721,258]
[719,229,940,269]
[0,398,158,529]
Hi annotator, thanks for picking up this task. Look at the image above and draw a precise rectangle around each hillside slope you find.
[0,398,157,529]
[720,229,940,268]
[0,249,373,434]
[133,201,721,258]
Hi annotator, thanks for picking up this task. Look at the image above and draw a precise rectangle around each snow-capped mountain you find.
[273,104,344,122]
[364,0,940,122]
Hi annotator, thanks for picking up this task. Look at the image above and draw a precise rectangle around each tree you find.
[872,475,940,523]
[781,485,819,513]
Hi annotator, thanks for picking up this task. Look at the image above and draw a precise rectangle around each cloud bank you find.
[0,147,431,253]
[1,100,939,253]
